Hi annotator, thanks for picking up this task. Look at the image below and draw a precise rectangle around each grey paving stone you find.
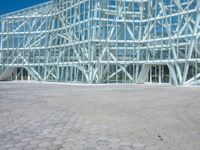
[29,140,40,145]
[8,148,23,150]
[35,148,48,150]
[120,141,132,146]
[52,140,64,145]
[14,142,28,148]
[109,143,120,149]
[61,143,74,148]
[96,145,110,150]
[48,145,62,150]
[38,142,52,148]
[1,83,179,150]
[85,142,98,149]
[132,144,146,150]
[1,144,15,149]
[23,144,38,149]
[21,137,32,143]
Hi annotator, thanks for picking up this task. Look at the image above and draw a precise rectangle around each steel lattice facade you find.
[0,0,200,86]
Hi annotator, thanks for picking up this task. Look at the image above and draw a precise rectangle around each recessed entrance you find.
[147,65,170,84]
[0,67,33,81]
[11,68,32,81]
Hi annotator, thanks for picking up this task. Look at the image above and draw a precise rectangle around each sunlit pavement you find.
[0,82,200,150]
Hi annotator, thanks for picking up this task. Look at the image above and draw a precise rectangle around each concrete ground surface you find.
[0,82,200,150]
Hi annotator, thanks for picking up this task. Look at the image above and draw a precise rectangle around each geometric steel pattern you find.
[0,0,200,86]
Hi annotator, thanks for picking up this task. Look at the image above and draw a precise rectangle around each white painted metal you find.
[0,0,200,86]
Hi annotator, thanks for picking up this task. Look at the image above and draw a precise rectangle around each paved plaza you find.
[0,82,200,150]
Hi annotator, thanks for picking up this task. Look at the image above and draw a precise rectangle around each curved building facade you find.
[0,0,200,86]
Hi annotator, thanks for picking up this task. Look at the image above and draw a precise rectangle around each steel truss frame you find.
[0,0,200,86]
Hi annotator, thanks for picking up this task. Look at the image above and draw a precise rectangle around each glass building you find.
[0,0,200,86]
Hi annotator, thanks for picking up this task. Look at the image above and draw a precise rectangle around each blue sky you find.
[0,0,49,15]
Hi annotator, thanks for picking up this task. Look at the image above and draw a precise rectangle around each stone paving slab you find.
[0,82,200,150]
